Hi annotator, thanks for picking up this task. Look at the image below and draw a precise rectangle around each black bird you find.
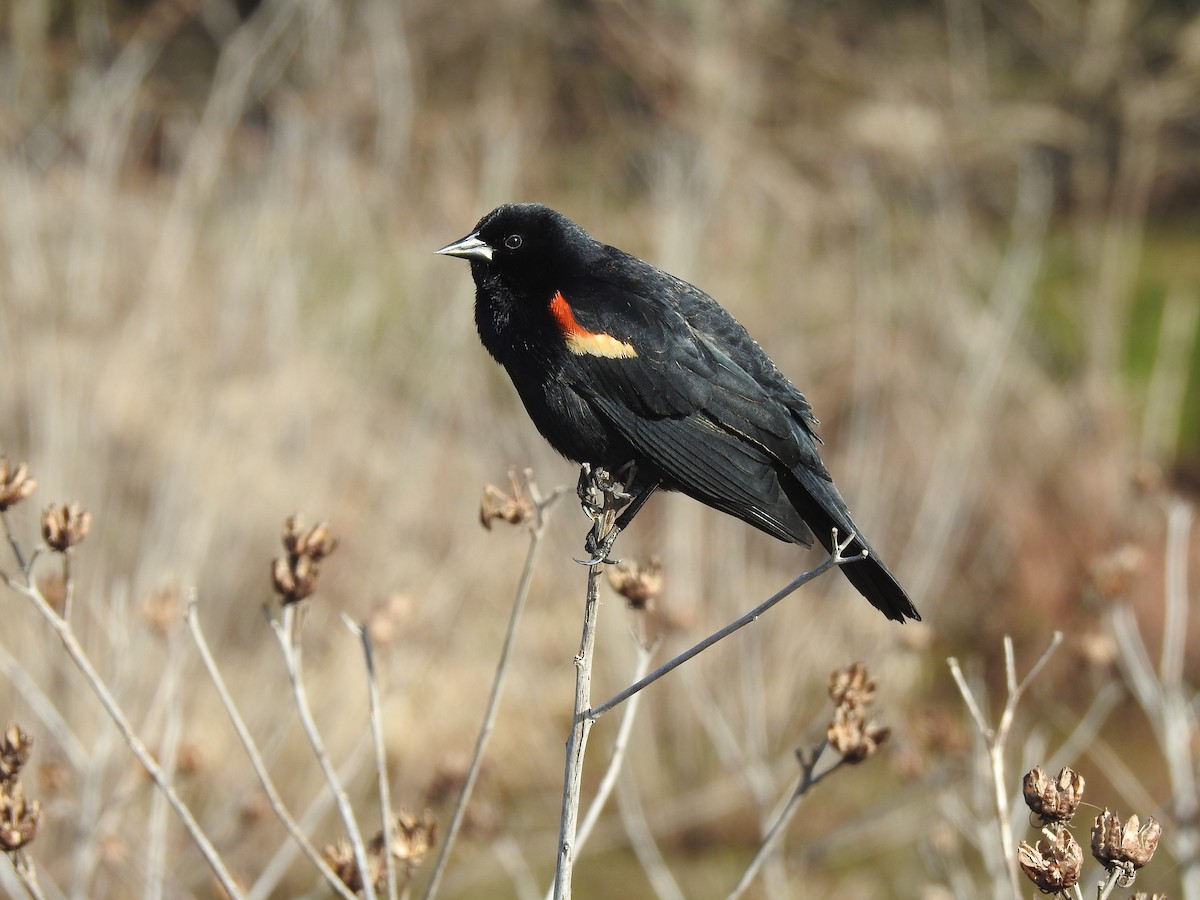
[437,203,919,623]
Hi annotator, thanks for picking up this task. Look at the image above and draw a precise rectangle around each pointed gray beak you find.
[435,232,493,262]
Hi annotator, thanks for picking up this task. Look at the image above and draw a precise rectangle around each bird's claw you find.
[576,520,621,566]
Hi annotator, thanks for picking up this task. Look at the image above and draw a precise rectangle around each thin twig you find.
[1159,499,1199,894]
[185,596,356,900]
[616,768,685,900]
[8,852,47,900]
[948,631,1063,900]
[421,477,564,900]
[271,604,375,900]
[553,557,605,900]
[343,616,397,900]
[0,509,30,580]
[491,836,541,900]
[727,741,846,899]
[551,466,632,900]
[542,637,651,900]
[1095,867,1124,900]
[590,532,861,722]
[60,553,76,622]
[251,733,374,899]
[0,641,89,771]
[1159,499,1192,687]
[3,578,244,898]
[146,639,185,900]
[573,639,655,855]
[1046,681,1124,771]
[1110,499,1199,893]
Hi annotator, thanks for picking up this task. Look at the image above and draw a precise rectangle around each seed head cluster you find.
[826,663,890,763]
[606,557,664,610]
[41,503,92,552]
[1091,809,1162,872]
[1018,826,1084,894]
[271,516,338,605]
[324,808,438,893]
[479,472,534,530]
[0,459,37,512]
[1018,764,1163,894]
[1023,765,1085,825]
[0,724,40,854]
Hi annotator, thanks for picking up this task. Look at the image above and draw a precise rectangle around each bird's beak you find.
[435,232,493,262]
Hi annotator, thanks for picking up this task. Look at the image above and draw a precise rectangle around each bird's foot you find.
[577,519,622,566]
[576,464,631,514]
[574,464,632,566]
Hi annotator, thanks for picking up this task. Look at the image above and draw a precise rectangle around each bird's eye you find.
[504,234,523,250]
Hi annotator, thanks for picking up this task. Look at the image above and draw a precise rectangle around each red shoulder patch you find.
[549,291,638,359]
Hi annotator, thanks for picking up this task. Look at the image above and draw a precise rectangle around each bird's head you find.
[436,203,596,298]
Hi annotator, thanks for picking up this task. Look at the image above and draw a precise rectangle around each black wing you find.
[557,271,920,623]
[556,275,822,545]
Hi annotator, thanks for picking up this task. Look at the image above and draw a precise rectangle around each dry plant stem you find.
[346,618,398,900]
[553,555,605,900]
[253,733,374,899]
[1094,868,1123,900]
[590,535,858,722]
[553,468,625,900]
[947,631,1063,900]
[727,741,846,900]
[271,604,376,900]
[8,853,47,900]
[422,480,563,900]
[147,651,184,897]
[572,641,654,856]
[0,510,29,578]
[184,597,356,900]
[0,642,89,769]
[616,769,685,900]
[60,553,75,622]
[1110,498,1198,893]
[0,578,244,898]
[549,530,857,899]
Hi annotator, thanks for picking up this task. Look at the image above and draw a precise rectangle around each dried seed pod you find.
[323,837,364,892]
[827,704,890,763]
[299,522,338,562]
[0,724,32,781]
[388,808,438,867]
[281,516,338,561]
[1023,766,1085,823]
[0,779,40,851]
[828,662,877,710]
[1091,809,1162,871]
[0,459,36,512]
[272,516,337,605]
[1018,827,1083,893]
[606,557,664,609]
[325,808,439,894]
[41,503,92,551]
[479,476,533,530]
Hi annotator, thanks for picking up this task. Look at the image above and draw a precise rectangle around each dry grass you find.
[1,0,1198,896]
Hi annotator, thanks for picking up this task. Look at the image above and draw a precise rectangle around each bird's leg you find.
[577,464,659,566]
[612,480,658,532]
[577,464,628,564]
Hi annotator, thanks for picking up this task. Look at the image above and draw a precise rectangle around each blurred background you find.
[1,0,1198,896]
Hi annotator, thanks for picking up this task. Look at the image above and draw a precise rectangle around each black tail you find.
[784,468,920,623]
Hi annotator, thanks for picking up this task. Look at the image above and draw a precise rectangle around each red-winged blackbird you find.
[437,204,919,623]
